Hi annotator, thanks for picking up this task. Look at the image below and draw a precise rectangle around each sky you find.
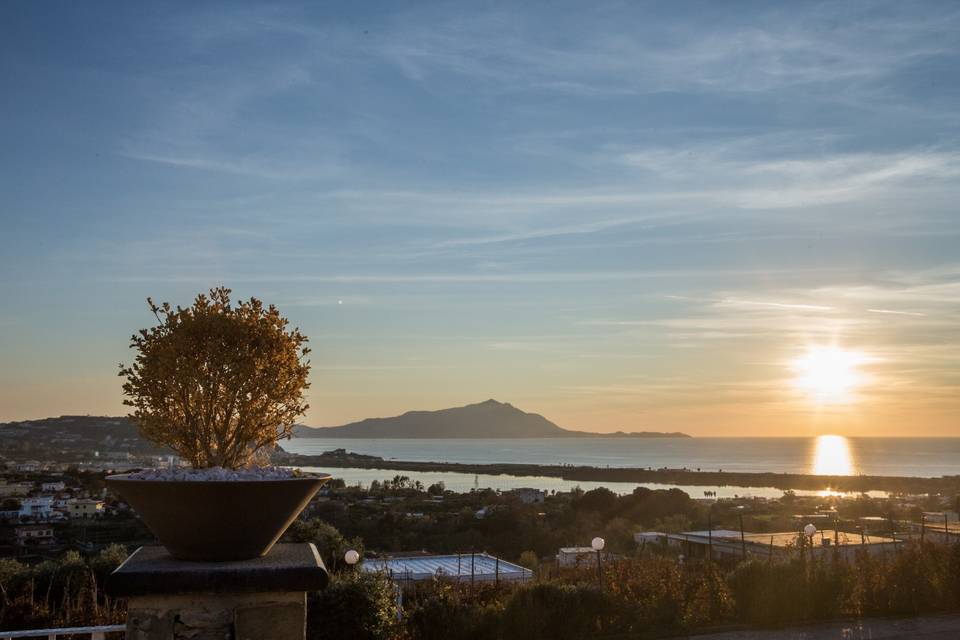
[1,1,959,436]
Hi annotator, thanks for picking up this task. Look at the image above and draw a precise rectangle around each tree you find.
[119,287,310,469]
[289,519,363,572]
[518,550,540,570]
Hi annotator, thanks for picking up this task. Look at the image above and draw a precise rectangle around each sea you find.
[285,436,960,499]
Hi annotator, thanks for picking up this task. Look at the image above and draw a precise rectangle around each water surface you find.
[286,436,960,478]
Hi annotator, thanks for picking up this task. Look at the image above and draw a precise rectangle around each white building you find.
[15,524,56,546]
[509,488,546,504]
[41,481,66,492]
[557,546,601,567]
[67,498,105,519]
[20,496,55,520]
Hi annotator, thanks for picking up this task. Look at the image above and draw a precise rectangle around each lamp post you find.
[736,505,748,560]
[591,536,605,589]
[344,549,360,570]
[803,523,817,561]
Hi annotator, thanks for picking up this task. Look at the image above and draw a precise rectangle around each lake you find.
[286,436,960,497]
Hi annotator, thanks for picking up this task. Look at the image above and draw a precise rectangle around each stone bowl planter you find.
[106,473,330,561]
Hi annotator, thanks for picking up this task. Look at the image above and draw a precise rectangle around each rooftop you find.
[361,552,533,582]
[672,529,900,547]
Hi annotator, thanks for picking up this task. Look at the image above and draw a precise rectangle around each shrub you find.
[880,543,948,614]
[404,582,502,640]
[0,553,125,631]
[120,287,310,469]
[501,583,609,640]
[680,562,734,628]
[289,519,363,572]
[307,572,399,640]
[604,557,685,631]
[727,560,807,626]
[518,550,539,571]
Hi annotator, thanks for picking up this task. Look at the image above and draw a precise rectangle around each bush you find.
[878,543,949,614]
[289,519,363,572]
[604,557,685,631]
[404,582,502,640]
[307,572,399,640]
[0,552,125,631]
[501,583,610,640]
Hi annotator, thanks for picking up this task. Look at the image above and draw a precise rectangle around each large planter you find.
[106,474,330,561]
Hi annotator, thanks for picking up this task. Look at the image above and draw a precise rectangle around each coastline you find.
[276,449,960,494]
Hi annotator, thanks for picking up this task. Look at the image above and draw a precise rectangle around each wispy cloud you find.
[866,308,928,317]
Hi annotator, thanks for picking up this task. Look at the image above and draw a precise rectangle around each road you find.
[690,614,960,639]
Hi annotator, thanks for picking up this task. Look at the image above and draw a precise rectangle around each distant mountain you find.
[294,399,690,439]
[0,415,170,460]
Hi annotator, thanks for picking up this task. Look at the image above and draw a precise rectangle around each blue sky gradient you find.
[2,2,958,434]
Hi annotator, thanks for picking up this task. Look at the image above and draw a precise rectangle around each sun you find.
[791,346,867,404]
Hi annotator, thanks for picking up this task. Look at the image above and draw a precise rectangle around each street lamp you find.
[591,537,605,588]
[801,523,817,560]
[344,549,360,568]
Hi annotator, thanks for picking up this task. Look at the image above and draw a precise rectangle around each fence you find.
[0,625,124,639]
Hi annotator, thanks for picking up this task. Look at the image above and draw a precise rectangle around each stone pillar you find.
[108,543,328,640]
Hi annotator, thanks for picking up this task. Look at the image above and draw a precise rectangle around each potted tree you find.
[107,287,329,561]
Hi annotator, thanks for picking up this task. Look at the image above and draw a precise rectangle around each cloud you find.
[866,308,928,317]
[717,299,834,312]
[371,5,960,98]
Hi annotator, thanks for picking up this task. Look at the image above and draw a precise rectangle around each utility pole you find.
[707,506,713,563]
[596,548,603,589]
[738,510,746,560]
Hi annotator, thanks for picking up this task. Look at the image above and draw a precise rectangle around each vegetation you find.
[306,482,700,561]
[119,287,311,469]
[0,545,128,632]
[308,571,400,640]
[6,474,960,636]
[302,541,960,639]
[289,518,365,572]
[6,540,960,637]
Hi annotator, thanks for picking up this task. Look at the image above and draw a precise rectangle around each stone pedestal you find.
[108,543,328,640]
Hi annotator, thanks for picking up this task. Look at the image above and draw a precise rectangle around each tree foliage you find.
[289,519,364,572]
[119,287,310,469]
[308,572,400,640]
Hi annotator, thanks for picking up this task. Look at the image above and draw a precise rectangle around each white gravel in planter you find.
[124,466,301,481]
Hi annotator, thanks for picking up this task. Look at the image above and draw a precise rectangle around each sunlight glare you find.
[810,434,855,476]
[791,346,866,404]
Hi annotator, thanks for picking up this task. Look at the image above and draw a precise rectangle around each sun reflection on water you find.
[810,435,856,476]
